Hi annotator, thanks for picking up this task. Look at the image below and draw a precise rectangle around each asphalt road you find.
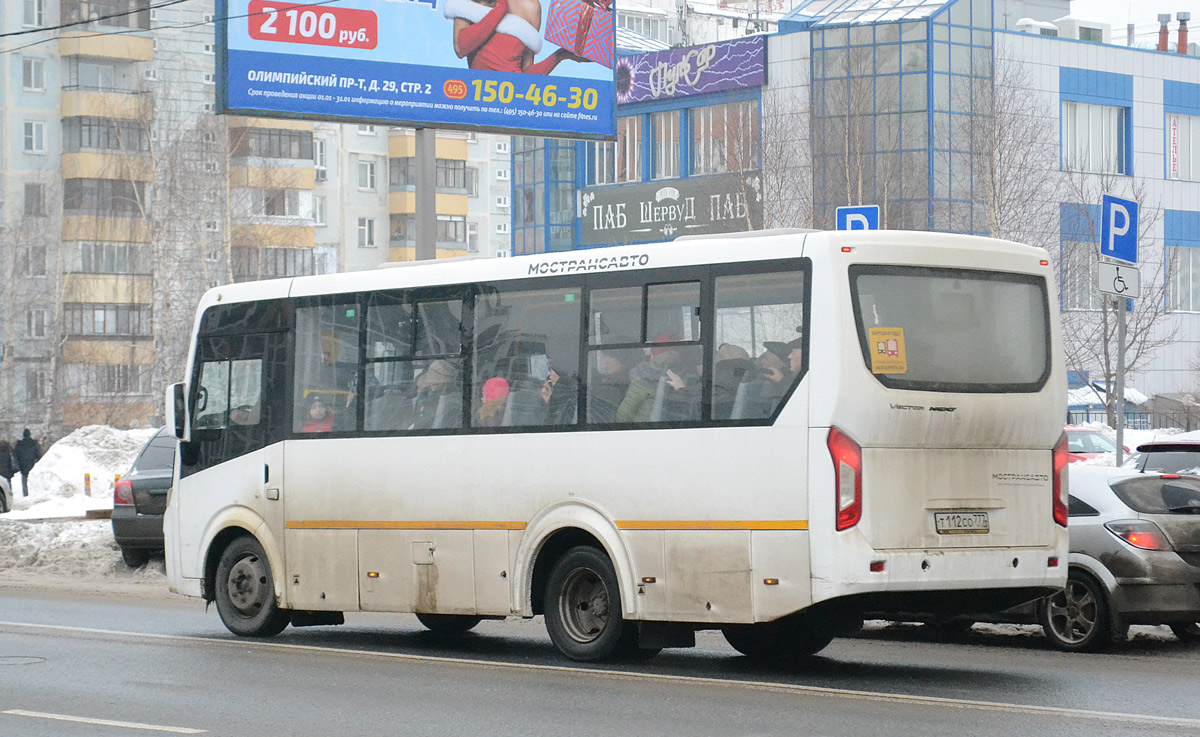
[0,585,1197,737]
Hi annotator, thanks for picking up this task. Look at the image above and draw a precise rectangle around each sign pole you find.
[414,127,437,261]
[1116,297,1126,466]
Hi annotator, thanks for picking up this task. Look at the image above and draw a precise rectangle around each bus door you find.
[179,331,288,582]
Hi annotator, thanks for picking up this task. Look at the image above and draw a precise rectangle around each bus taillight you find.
[828,427,863,531]
[1052,434,1068,527]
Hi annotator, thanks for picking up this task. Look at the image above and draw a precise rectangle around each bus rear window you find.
[849,266,1050,393]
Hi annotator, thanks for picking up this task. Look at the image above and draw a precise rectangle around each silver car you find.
[1042,465,1200,651]
[0,476,11,514]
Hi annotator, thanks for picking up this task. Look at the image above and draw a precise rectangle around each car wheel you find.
[544,546,647,662]
[722,615,835,659]
[415,613,483,633]
[121,547,147,568]
[1038,569,1114,653]
[215,536,290,637]
[1170,622,1200,643]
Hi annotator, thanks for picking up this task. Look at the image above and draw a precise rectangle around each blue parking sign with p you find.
[1101,194,1138,264]
[836,205,880,231]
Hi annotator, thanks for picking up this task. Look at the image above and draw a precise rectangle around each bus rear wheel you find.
[215,536,290,637]
[416,613,483,633]
[722,616,835,659]
[544,546,643,662]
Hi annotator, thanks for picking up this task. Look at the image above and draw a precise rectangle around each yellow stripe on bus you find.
[284,520,809,531]
[615,520,809,531]
[286,520,528,530]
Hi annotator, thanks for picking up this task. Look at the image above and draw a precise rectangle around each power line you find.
[0,0,344,57]
[0,0,194,39]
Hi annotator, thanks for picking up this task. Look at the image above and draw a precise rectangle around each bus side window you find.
[294,302,361,434]
[711,270,807,421]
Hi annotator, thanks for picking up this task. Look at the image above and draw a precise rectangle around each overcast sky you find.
[1071,0,1200,44]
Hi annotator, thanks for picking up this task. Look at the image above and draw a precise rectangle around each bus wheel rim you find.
[558,567,609,644]
[227,554,269,617]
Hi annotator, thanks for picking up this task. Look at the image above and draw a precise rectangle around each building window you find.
[75,61,115,90]
[203,73,216,85]
[71,242,150,274]
[18,246,47,277]
[1078,26,1103,43]
[466,166,479,196]
[497,221,510,234]
[256,188,298,217]
[691,100,759,176]
[1061,242,1102,310]
[586,141,617,185]
[95,364,150,395]
[358,125,376,135]
[24,0,43,26]
[203,43,215,54]
[62,303,152,336]
[496,168,510,181]
[358,160,377,190]
[24,183,45,216]
[63,179,145,215]
[390,157,415,186]
[26,370,47,401]
[651,110,680,180]
[358,217,376,247]
[391,214,415,242]
[1168,113,1198,181]
[617,116,642,183]
[23,121,45,153]
[231,246,314,281]
[1062,101,1127,175]
[63,117,149,153]
[437,215,466,243]
[495,140,510,154]
[436,158,467,189]
[230,128,314,160]
[467,221,478,251]
[313,138,327,172]
[496,195,510,209]
[23,58,45,90]
[313,196,326,226]
[26,309,46,337]
[1168,246,1200,311]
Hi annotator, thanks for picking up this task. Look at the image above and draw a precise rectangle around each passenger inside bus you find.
[300,395,334,433]
[616,334,700,423]
[478,376,510,427]
[711,343,752,420]
[410,359,462,430]
[587,341,640,424]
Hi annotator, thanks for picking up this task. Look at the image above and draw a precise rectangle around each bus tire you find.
[215,535,290,638]
[722,616,835,659]
[544,546,639,662]
[416,613,483,633]
[1038,568,1113,653]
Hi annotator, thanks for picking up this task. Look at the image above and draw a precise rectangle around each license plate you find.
[934,511,989,535]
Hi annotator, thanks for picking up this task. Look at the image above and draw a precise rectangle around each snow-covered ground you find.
[0,425,166,590]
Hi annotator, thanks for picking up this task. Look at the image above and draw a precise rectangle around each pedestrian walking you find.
[0,439,14,486]
[13,429,42,497]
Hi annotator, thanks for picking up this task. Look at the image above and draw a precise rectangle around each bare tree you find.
[756,87,814,229]
[1058,172,1172,425]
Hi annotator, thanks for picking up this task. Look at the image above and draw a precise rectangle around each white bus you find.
[164,229,1069,662]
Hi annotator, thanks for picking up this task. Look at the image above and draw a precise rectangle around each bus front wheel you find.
[544,546,643,662]
[215,536,290,638]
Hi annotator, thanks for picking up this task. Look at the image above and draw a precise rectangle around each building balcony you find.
[388,191,469,216]
[62,215,150,243]
[228,118,312,131]
[59,31,153,62]
[62,274,153,305]
[388,245,470,262]
[62,338,154,365]
[389,134,468,160]
[229,164,316,190]
[231,223,315,248]
[62,152,153,182]
[61,87,152,120]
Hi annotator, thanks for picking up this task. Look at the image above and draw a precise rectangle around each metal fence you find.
[1067,409,1200,432]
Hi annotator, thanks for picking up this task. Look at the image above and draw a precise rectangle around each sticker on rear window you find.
[868,327,907,374]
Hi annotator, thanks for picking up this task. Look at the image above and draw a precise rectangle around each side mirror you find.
[167,382,189,442]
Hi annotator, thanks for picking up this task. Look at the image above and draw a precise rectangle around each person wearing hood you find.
[0,438,15,487]
[616,333,693,423]
[300,395,334,433]
[14,429,42,497]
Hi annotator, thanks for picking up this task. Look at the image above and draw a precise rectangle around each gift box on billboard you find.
[544,0,615,69]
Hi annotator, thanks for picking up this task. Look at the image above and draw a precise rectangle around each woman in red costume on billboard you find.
[446,0,585,74]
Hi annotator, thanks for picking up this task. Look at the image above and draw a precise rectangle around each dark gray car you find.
[112,427,175,567]
[1036,465,1200,651]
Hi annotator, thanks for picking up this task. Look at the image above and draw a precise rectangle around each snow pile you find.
[14,425,157,515]
[0,519,164,581]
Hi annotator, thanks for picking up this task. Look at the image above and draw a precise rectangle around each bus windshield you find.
[850,266,1050,393]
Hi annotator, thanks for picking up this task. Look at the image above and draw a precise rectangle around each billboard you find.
[615,35,765,105]
[581,172,763,246]
[217,0,616,138]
